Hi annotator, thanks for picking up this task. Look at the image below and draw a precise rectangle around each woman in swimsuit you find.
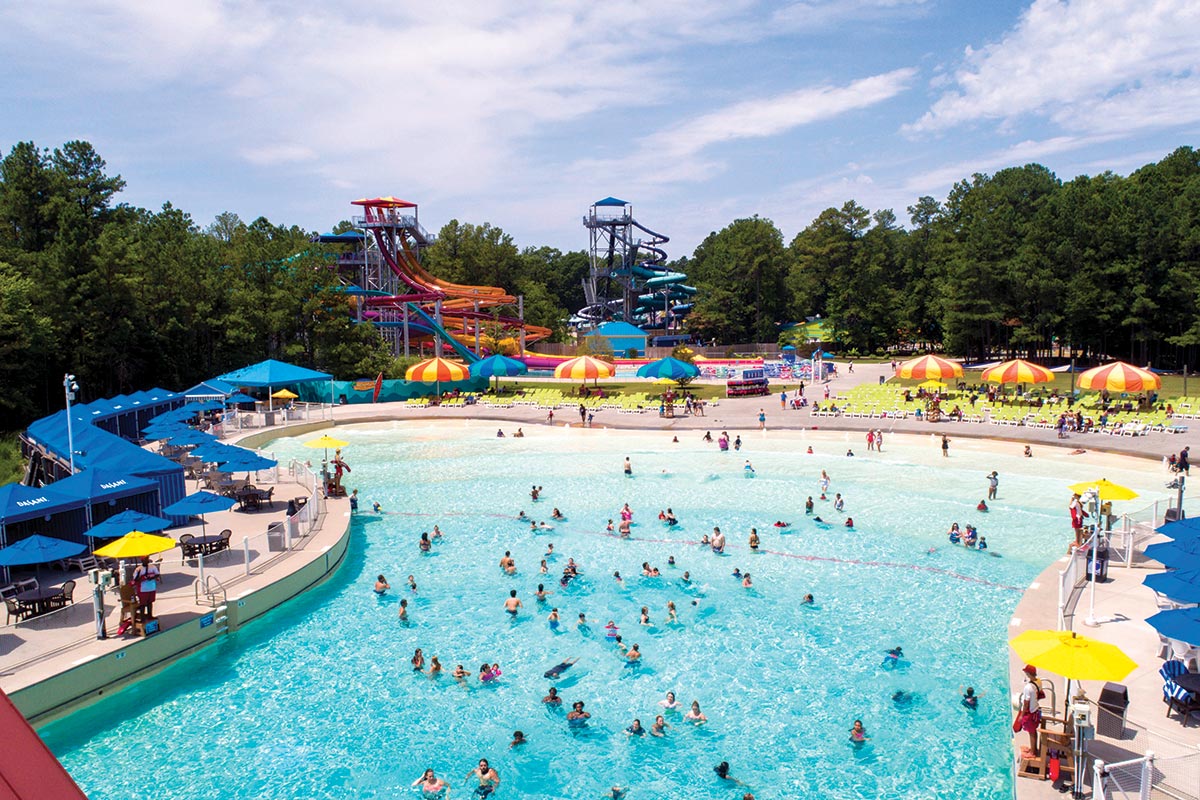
[568,701,590,726]
[742,573,752,588]
[659,691,681,710]
[666,600,678,624]
[685,700,707,723]
[419,532,432,552]
[748,528,759,552]
[412,648,424,671]
[427,656,443,677]
[640,606,652,626]
[651,715,669,736]
[539,559,548,574]
[412,769,448,799]
[432,525,443,539]
[552,507,564,520]
[805,497,814,515]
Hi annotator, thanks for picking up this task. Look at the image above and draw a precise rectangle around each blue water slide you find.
[371,304,480,363]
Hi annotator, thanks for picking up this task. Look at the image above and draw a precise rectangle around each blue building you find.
[583,321,648,357]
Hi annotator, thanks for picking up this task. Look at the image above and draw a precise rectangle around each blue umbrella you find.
[1157,518,1200,540]
[470,354,528,390]
[86,509,172,540]
[1147,607,1200,646]
[141,422,193,440]
[1145,539,1200,568]
[0,534,86,567]
[164,491,236,517]
[226,392,258,404]
[1144,569,1200,604]
[191,442,246,463]
[166,430,218,447]
[216,453,277,473]
[636,357,700,381]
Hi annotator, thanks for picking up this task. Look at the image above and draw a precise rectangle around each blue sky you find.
[2,1,1198,257]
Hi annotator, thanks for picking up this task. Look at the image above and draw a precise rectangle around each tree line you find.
[2,139,1197,430]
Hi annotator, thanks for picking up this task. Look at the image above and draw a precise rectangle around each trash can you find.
[1165,506,1184,523]
[263,411,276,427]
[266,522,287,552]
[1097,682,1128,738]
[1087,538,1110,583]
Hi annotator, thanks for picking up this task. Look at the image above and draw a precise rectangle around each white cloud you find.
[907,0,1200,135]
[240,144,318,166]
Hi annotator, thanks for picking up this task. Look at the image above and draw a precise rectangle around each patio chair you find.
[0,584,17,600]
[215,529,233,553]
[1163,680,1200,725]
[4,598,31,625]
[261,487,275,509]
[15,578,38,593]
[1161,660,1189,680]
[50,580,76,609]
[179,533,199,560]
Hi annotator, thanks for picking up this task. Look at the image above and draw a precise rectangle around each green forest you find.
[2,140,1198,430]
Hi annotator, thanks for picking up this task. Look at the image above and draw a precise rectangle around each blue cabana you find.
[52,469,161,526]
[216,359,333,410]
[184,379,236,400]
[0,483,89,547]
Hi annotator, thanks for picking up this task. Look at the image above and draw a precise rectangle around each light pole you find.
[63,373,79,474]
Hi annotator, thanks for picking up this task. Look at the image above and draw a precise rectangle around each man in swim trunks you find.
[624,457,632,476]
[543,686,562,704]
[545,656,579,678]
[465,759,499,797]
[504,589,522,615]
[568,701,591,725]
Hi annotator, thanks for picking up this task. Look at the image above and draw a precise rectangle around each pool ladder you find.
[193,575,227,608]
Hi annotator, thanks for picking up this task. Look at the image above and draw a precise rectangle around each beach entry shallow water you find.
[42,423,1168,800]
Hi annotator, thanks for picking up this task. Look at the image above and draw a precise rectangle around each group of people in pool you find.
[946,522,988,550]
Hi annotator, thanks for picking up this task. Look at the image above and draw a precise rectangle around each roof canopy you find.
[351,196,417,208]
[594,196,629,207]
[588,321,647,338]
[51,469,158,504]
[184,379,236,399]
[0,482,85,525]
[26,413,182,478]
[216,359,332,387]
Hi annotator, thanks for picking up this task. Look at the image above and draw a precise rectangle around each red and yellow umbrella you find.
[895,355,963,381]
[554,356,614,386]
[1078,361,1161,392]
[406,357,470,383]
[980,358,1055,385]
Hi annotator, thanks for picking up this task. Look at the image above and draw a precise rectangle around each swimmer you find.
[603,788,626,800]
[834,493,844,511]
[624,457,632,475]
[510,730,526,748]
[651,714,669,736]
[496,428,505,438]
[427,656,443,677]
[543,686,562,704]
[479,664,495,682]
[748,528,759,551]
[419,532,432,552]
[545,543,555,558]
[567,701,590,726]
[665,508,678,525]
[711,526,726,554]
[744,460,755,474]
[976,535,988,551]
[605,620,619,638]
[883,646,903,667]
[732,567,742,579]
[625,718,646,736]
[374,574,390,594]
[619,518,631,537]
[813,516,824,523]
[552,507,564,520]
[626,643,642,663]
[849,719,869,742]
[681,571,691,584]
[452,664,470,683]
[846,449,854,457]
[977,499,988,512]
[774,520,791,528]
[606,519,614,532]
[685,700,707,723]
[801,593,814,604]
[518,510,529,521]
[659,691,681,710]
[805,497,814,515]
[398,598,409,620]
[714,762,743,784]
[844,517,854,528]
[408,575,417,592]
[412,648,425,672]
[504,589,523,615]
[642,561,653,576]
[700,533,710,545]
[540,559,548,574]
[412,768,448,799]
[703,431,713,442]
[514,428,524,438]
[372,501,382,513]
[742,573,752,588]
[734,435,742,450]
[806,445,814,454]
[530,522,538,533]
[577,612,588,629]
[535,583,551,602]
[613,570,624,584]
[666,600,678,623]
[465,759,499,797]
[538,521,554,531]
[548,608,560,630]
[640,606,652,626]
[668,555,676,566]
[432,525,443,540]
[961,686,979,709]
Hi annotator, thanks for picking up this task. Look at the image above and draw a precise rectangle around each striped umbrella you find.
[1078,361,1161,392]
[980,358,1054,385]
[894,355,963,380]
[555,356,614,387]
[406,356,470,396]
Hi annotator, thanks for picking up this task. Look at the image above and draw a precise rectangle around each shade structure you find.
[406,356,470,396]
[636,357,700,381]
[652,378,679,386]
[470,354,528,390]
[87,509,172,540]
[1009,629,1136,682]
[1067,478,1139,502]
[1144,569,1200,605]
[216,453,277,473]
[215,359,333,411]
[270,389,299,400]
[555,356,614,386]
[980,359,1055,385]
[304,435,349,450]
[894,355,963,380]
[226,392,258,404]
[1157,518,1200,540]
[164,491,237,517]
[1147,607,1200,646]
[165,429,218,447]
[1078,361,1161,392]
[94,530,177,559]
[191,442,247,464]
[1145,538,1200,568]
[0,534,85,566]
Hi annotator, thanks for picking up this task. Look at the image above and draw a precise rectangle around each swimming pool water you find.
[42,423,1168,799]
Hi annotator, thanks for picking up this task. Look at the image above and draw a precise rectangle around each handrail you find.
[192,575,227,608]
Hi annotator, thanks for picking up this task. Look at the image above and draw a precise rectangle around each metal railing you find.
[1094,750,1200,800]
[1058,544,1090,629]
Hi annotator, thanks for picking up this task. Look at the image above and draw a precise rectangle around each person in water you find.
[544,656,579,678]
[412,768,448,798]
[961,686,979,709]
[883,646,904,667]
[805,497,814,515]
[374,574,390,594]
[568,701,591,725]
[504,589,523,616]
[510,730,527,748]
[977,499,989,512]
[543,686,562,704]
[685,700,707,723]
[849,719,869,742]
[465,759,500,797]
[625,718,646,736]
[398,598,409,621]
[844,517,854,528]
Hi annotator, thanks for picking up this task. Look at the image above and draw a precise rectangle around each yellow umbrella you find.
[406,357,470,396]
[980,358,1055,385]
[895,355,963,380]
[1067,478,1139,502]
[1010,629,1136,682]
[304,434,348,450]
[554,356,614,387]
[652,377,679,386]
[94,531,178,559]
[1077,361,1161,392]
[271,388,299,400]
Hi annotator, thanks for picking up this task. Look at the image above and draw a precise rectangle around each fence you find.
[1058,544,1090,629]
[1111,498,1172,568]
[1094,750,1200,800]
[213,402,332,437]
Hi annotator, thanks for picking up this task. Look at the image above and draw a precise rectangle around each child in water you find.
[849,720,869,742]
